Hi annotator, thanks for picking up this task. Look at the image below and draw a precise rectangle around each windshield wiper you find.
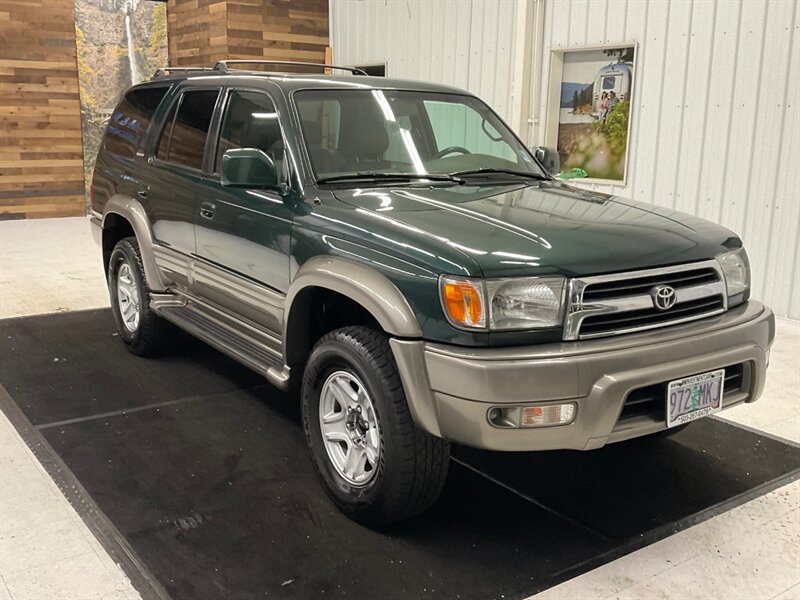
[317,172,464,184]
[449,168,549,181]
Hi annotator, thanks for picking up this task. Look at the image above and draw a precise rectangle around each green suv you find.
[90,61,774,525]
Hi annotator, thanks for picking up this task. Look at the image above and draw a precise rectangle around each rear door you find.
[139,86,222,290]
[193,86,294,335]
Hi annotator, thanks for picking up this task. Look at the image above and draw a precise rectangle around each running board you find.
[154,298,290,391]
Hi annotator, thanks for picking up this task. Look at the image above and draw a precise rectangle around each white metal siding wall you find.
[536,0,799,318]
[329,0,519,122]
[330,0,799,318]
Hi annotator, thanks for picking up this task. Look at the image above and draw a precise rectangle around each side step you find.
[154,297,290,391]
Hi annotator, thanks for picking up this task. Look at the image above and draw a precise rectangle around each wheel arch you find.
[283,256,422,368]
[101,195,165,291]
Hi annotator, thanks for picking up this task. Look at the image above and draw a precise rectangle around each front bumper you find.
[390,301,774,451]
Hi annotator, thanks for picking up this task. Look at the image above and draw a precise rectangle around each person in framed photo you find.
[599,91,609,122]
[607,91,618,116]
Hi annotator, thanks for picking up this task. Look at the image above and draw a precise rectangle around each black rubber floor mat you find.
[2,309,798,600]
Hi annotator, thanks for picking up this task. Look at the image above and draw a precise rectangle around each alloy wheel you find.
[318,370,381,486]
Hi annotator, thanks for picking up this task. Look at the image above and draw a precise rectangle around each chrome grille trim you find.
[564,260,728,340]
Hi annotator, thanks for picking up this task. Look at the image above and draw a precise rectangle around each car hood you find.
[331,181,741,278]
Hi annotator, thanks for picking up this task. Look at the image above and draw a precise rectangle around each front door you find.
[194,88,294,336]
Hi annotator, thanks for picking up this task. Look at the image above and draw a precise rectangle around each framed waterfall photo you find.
[544,43,637,184]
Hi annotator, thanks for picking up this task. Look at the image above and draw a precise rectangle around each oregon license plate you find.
[666,369,725,428]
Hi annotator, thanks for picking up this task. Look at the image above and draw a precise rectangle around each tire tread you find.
[303,325,450,525]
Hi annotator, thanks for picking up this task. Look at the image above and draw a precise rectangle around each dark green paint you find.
[92,73,743,347]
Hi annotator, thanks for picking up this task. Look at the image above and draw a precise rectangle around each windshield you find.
[293,89,546,182]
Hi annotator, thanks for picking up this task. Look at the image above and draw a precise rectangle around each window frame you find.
[198,84,295,188]
[290,88,541,183]
[602,75,619,90]
[149,85,224,175]
[209,86,287,178]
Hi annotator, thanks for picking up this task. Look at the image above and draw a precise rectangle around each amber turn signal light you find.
[439,276,486,329]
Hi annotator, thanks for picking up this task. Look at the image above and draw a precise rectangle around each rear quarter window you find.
[103,86,170,158]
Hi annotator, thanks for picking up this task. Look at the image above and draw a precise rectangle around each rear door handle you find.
[199,202,216,220]
[137,187,149,199]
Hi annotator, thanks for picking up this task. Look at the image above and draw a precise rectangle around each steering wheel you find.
[434,146,472,159]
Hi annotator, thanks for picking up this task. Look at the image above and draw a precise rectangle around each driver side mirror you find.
[220,148,288,193]
[534,146,560,176]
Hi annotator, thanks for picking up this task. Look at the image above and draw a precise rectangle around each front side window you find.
[156,89,219,170]
[294,89,543,181]
[104,86,170,157]
[216,90,285,173]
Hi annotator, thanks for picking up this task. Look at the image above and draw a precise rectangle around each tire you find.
[107,236,165,356]
[302,326,450,526]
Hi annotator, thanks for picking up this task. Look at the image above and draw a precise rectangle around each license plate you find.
[666,368,725,428]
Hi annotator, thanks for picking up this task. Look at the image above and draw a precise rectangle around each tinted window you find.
[156,101,177,161]
[158,89,219,170]
[216,91,284,172]
[602,76,617,90]
[104,86,169,157]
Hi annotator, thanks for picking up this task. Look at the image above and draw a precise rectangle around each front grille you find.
[582,267,719,302]
[564,260,728,340]
[579,294,725,337]
[618,363,747,423]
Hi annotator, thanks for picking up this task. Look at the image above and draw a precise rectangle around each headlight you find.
[487,277,565,329]
[717,248,750,301]
[439,275,565,330]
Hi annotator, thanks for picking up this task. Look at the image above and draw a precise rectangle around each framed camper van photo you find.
[544,43,637,185]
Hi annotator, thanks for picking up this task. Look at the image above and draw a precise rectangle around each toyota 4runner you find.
[90,60,775,525]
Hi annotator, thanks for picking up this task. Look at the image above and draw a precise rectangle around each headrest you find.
[339,110,389,158]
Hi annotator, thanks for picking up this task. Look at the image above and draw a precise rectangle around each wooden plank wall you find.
[226,0,328,64]
[0,0,86,220]
[167,0,328,68]
[168,0,228,66]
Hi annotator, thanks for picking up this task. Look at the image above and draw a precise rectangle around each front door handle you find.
[137,186,149,199]
[199,202,216,220]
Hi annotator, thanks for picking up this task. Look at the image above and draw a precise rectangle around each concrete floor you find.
[0,216,798,599]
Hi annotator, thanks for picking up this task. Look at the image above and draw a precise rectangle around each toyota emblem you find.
[651,285,677,311]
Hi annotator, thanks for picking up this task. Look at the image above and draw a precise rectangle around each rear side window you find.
[104,87,169,157]
[156,89,219,170]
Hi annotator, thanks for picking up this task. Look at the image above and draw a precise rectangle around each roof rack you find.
[152,66,216,79]
[213,60,367,76]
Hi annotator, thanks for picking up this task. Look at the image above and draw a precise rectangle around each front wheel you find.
[302,326,450,526]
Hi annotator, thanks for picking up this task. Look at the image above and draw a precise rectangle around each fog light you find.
[521,404,576,428]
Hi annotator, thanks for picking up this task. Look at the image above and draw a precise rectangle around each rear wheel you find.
[302,326,450,525]
[108,237,165,356]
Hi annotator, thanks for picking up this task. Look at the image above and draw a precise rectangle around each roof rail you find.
[213,60,367,76]
[152,66,216,79]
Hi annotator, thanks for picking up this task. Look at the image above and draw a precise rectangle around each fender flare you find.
[283,255,422,351]
[102,195,166,291]
[283,257,441,436]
